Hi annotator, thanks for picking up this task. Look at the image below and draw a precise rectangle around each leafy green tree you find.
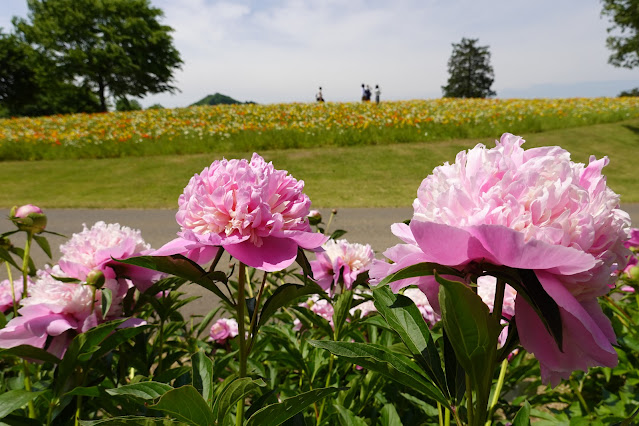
[442,37,496,98]
[115,97,143,111]
[602,0,639,68]
[0,29,100,117]
[14,0,182,112]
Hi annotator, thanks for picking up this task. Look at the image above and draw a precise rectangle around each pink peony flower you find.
[310,239,375,294]
[0,271,144,358]
[404,288,440,327]
[14,204,43,218]
[58,221,158,291]
[624,228,639,249]
[0,277,33,312]
[299,294,334,326]
[209,318,239,343]
[155,153,327,272]
[371,133,630,386]
[350,300,377,318]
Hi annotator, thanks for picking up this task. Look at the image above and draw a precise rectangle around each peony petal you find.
[278,230,328,250]
[153,237,200,256]
[410,220,487,266]
[224,237,298,272]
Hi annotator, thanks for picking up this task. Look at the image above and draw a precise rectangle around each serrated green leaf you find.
[212,377,265,423]
[106,382,173,400]
[0,389,45,419]
[246,387,342,426]
[150,385,215,425]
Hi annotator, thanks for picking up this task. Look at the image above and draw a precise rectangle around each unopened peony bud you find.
[10,204,47,234]
[628,266,639,280]
[86,270,105,289]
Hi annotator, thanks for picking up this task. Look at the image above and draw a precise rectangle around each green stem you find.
[445,407,451,426]
[236,263,247,426]
[493,279,506,327]
[157,317,165,374]
[5,261,18,317]
[74,395,82,426]
[324,210,336,236]
[570,378,590,415]
[485,358,509,425]
[46,399,57,426]
[20,232,36,419]
[438,402,444,426]
[466,374,473,426]
[316,354,335,424]
[246,272,268,355]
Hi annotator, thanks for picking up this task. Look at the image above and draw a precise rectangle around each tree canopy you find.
[602,0,639,69]
[441,37,496,99]
[13,0,182,112]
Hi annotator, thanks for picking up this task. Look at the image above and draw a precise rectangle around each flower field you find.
[2,97,639,161]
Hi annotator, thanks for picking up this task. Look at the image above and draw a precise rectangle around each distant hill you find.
[191,93,256,106]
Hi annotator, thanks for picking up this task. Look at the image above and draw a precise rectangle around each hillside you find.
[191,93,254,106]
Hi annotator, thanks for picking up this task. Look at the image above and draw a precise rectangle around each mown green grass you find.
[1,119,638,209]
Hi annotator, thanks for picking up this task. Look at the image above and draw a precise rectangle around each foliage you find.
[619,87,639,97]
[602,0,639,69]
[3,97,639,161]
[0,30,100,118]
[13,0,182,112]
[116,98,143,112]
[442,37,496,98]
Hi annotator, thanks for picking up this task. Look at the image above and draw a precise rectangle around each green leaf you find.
[91,324,152,360]
[32,235,52,258]
[64,386,104,398]
[191,351,214,406]
[308,340,448,407]
[246,387,343,426]
[377,262,462,287]
[399,392,439,417]
[333,404,368,426]
[333,290,353,338]
[512,401,531,426]
[101,288,113,318]
[0,345,61,364]
[380,403,403,426]
[80,417,186,425]
[0,246,20,270]
[373,286,447,394]
[116,255,231,305]
[442,331,465,404]
[54,319,126,396]
[212,377,265,423]
[437,274,500,423]
[257,282,323,333]
[0,389,45,419]
[149,385,215,425]
[330,229,347,240]
[295,247,315,280]
[106,382,173,400]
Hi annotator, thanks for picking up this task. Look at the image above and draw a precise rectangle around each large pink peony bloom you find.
[310,239,375,294]
[370,133,631,386]
[59,221,158,291]
[155,153,327,271]
[0,271,144,358]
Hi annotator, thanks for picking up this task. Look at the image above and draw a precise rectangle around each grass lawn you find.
[2,119,638,209]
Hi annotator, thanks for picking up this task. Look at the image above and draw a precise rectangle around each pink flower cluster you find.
[310,239,375,294]
[209,318,239,344]
[371,133,631,386]
[156,153,327,271]
[0,222,152,357]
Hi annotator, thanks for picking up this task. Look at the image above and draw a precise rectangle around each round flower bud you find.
[86,270,105,289]
[10,204,47,234]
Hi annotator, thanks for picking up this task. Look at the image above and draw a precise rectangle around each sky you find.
[2,0,639,108]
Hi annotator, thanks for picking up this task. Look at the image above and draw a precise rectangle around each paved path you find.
[2,206,639,315]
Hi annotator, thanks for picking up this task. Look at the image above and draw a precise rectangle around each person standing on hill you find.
[374,85,381,104]
[316,87,325,102]
[361,83,367,101]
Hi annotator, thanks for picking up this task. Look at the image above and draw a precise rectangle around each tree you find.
[442,37,496,98]
[115,97,142,111]
[0,29,100,117]
[602,0,639,68]
[14,0,182,112]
